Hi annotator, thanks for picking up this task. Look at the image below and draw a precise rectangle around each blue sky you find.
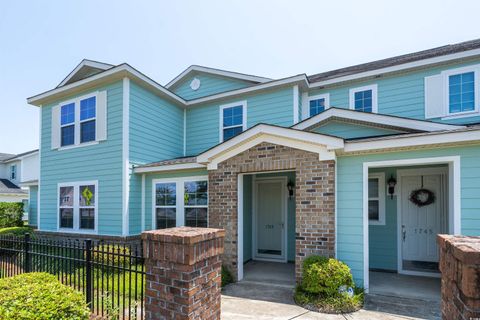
[1,0,479,154]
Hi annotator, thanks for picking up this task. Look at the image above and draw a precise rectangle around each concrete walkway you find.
[222,281,439,320]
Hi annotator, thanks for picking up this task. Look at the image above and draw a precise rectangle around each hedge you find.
[0,203,24,229]
[0,272,90,320]
[0,226,33,236]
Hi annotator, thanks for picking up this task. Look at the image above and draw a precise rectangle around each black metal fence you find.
[0,234,145,320]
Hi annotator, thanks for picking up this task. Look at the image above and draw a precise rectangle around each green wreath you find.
[409,188,435,207]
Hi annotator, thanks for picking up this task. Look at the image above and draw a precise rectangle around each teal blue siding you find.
[337,144,480,286]
[128,82,184,235]
[40,81,124,235]
[307,58,480,125]
[186,87,294,155]
[172,74,254,100]
[242,171,296,263]
[143,169,208,231]
[28,186,38,226]
[312,121,403,139]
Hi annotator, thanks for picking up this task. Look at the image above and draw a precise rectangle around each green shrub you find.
[294,255,363,314]
[0,272,90,320]
[221,265,234,287]
[301,256,353,296]
[92,244,132,266]
[0,226,33,236]
[0,203,24,229]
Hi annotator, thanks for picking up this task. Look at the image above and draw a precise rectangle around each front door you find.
[254,178,286,261]
[400,169,447,273]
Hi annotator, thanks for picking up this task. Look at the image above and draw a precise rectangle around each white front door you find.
[254,178,286,261]
[400,169,447,270]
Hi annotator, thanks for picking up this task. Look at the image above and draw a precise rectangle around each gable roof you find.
[0,153,15,162]
[308,38,480,84]
[2,149,38,163]
[0,179,27,195]
[165,65,272,89]
[57,59,114,88]
[292,107,465,133]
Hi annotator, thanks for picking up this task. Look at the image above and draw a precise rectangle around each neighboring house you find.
[27,39,480,291]
[0,150,39,220]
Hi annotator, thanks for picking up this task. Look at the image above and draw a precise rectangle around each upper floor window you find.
[61,103,75,146]
[350,84,378,113]
[10,165,16,180]
[368,172,385,225]
[80,96,96,143]
[220,101,247,142]
[448,71,475,114]
[308,94,329,117]
[58,181,97,232]
[153,177,208,230]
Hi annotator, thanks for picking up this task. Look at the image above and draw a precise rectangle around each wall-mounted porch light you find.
[287,180,295,199]
[387,175,397,199]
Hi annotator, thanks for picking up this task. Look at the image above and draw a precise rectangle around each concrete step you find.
[364,294,441,320]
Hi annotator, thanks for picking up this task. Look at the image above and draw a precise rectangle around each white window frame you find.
[59,92,99,150]
[152,176,208,229]
[10,165,16,180]
[368,172,385,226]
[349,84,378,113]
[442,65,480,118]
[308,93,330,117]
[57,180,98,233]
[219,101,247,142]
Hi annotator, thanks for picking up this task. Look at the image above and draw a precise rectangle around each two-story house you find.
[27,39,480,292]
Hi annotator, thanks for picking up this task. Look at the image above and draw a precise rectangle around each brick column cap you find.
[142,226,225,244]
[438,234,480,265]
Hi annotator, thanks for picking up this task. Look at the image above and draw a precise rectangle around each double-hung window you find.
[10,165,17,180]
[220,101,246,142]
[448,71,476,114]
[61,103,75,147]
[80,96,96,143]
[153,177,208,229]
[58,181,97,232]
[368,173,385,225]
[308,94,329,117]
[350,84,378,113]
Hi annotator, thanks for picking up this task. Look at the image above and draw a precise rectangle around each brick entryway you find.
[207,142,335,282]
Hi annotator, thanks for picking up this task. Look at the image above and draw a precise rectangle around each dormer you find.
[57,59,114,88]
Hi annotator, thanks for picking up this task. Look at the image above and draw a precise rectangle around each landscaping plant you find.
[294,256,363,313]
[0,203,24,229]
[0,272,90,320]
[221,265,234,287]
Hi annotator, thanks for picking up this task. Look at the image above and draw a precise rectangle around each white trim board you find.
[219,100,247,143]
[349,84,378,113]
[362,156,461,292]
[134,162,206,174]
[122,78,130,236]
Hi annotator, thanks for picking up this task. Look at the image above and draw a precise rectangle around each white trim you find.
[219,100,247,143]
[58,60,114,87]
[292,107,463,132]
[58,141,99,151]
[165,65,272,88]
[198,124,343,169]
[293,85,299,124]
[57,180,99,234]
[344,129,480,153]
[151,176,208,229]
[122,78,130,236]
[141,174,145,232]
[307,93,330,118]
[134,162,206,174]
[183,109,187,156]
[38,105,42,229]
[349,84,378,113]
[368,172,386,226]
[237,174,244,281]
[396,167,448,277]
[252,177,288,262]
[442,64,480,118]
[362,156,461,291]
[309,48,480,88]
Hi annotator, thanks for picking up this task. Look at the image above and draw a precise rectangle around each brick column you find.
[142,227,225,320]
[438,235,480,319]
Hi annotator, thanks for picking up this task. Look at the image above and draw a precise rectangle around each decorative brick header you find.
[438,234,480,319]
[142,227,225,320]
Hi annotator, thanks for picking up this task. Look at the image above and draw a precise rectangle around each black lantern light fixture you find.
[387,175,397,199]
[287,180,295,199]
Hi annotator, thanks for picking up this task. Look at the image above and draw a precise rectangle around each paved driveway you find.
[221,281,440,320]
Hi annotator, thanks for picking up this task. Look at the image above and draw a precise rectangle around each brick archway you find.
[208,142,335,281]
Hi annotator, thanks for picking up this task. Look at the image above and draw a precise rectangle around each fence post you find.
[23,233,30,273]
[85,239,92,311]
